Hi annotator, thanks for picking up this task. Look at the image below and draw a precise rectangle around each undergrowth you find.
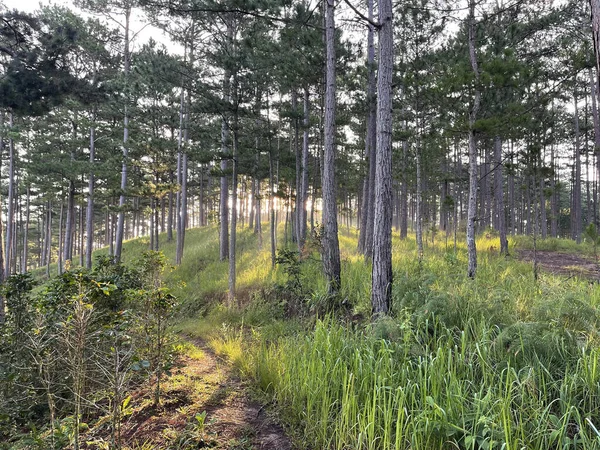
[176,227,600,449]
[24,225,600,449]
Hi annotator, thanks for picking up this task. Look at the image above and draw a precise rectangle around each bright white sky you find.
[2,0,176,54]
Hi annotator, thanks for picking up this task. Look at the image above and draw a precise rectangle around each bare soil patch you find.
[518,250,600,280]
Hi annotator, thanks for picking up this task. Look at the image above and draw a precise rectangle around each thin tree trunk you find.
[372,0,393,315]
[509,146,515,234]
[467,0,481,279]
[573,91,582,243]
[5,113,15,280]
[58,201,64,275]
[269,143,276,267]
[179,153,188,259]
[228,83,239,307]
[495,137,508,254]
[400,137,408,239]
[167,177,174,241]
[64,180,75,264]
[590,66,600,228]
[322,0,341,295]
[220,34,232,261]
[114,7,131,262]
[86,127,95,269]
[21,186,29,273]
[0,114,4,322]
[358,0,376,255]
[299,86,310,249]
[46,202,52,277]
[416,136,423,261]
[199,169,205,226]
[550,142,558,237]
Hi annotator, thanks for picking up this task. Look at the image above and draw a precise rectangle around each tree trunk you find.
[495,137,508,254]
[358,0,376,255]
[269,139,276,267]
[550,142,558,237]
[400,136,408,239]
[21,186,29,273]
[176,72,189,264]
[416,138,423,262]
[220,26,232,261]
[573,92,582,243]
[466,0,481,279]
[371,0,393,316]
[58,201,64,275]
[64,180,75,264]
[5,113,15,280]
[299,86,310,250]
[199,169,205,226]
[322,0,341,295]
[228,81,239,307]
[86,127,95,269]
[46,202,52,277]
[0,115,4,323]
[179,153,188,260]
[167,177,174,241]
[114,7,131,262]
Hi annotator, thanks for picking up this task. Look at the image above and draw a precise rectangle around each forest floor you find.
[83,338,292,450]
[518,249,600,280]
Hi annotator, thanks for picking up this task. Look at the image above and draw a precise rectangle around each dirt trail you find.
[85,337,292,449]
[518,250,600,280]
[181,338,293,450]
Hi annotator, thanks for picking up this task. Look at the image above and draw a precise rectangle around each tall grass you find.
[244,316,600,449]
[177,228,600,449]
[77,225,600,449]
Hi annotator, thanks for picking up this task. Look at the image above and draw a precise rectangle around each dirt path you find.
[84,338,292,449]
[518,250,600,280]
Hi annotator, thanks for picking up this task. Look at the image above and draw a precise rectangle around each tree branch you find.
[342,0,380,29]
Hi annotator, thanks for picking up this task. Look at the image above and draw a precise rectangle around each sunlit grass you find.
[29,222,600,449]
[164,226,600,450]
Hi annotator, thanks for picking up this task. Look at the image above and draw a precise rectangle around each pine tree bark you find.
[371,0,393,316]
[358,0,376,255]
[220,22,232,261]
[322,0,341,295]
[114,6,131,262]
[467,0,481,279]
[5,113,15,280]
[573,91,582,243]
[228,75,239,307]
[167,177,174,241]
[299,86,310,249]
[58,201,64,275]
[400,136,408,239]
[269,141,276,267]
[86,127,95,269]
[0,114,4,323]
[64,179,75,264]
[550,142,558,237]
[416,138,423,262]
[45,202,52,277]
[494,137,508,254]
[21,186,29,273]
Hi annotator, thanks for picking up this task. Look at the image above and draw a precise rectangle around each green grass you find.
[34,224,600,449]
[167,226,600,449]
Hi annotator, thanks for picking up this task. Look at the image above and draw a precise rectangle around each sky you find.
[2,0,178,54]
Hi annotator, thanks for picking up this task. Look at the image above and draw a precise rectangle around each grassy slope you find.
[82,226,600,449]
